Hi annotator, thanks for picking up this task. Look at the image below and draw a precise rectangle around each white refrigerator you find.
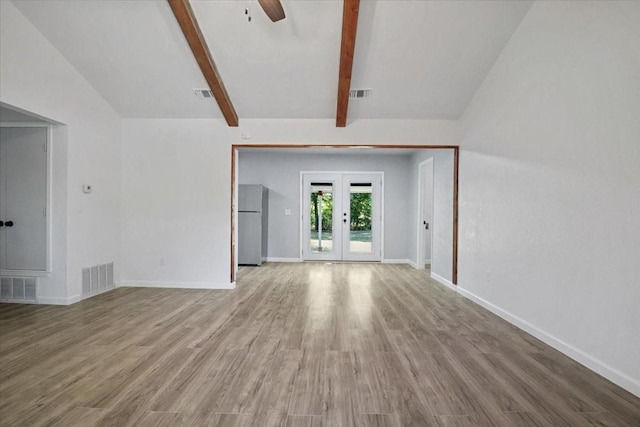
[238,184,268,265]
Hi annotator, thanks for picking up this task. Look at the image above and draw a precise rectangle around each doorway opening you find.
[0,104,53,276]
[302,172,382,262]
[231,145,459,285]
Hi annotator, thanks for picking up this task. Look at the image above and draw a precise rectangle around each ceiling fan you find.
[257,0,286,22]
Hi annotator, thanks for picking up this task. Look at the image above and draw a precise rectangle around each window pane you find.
[349,184,372,253]
[310,183,333,253]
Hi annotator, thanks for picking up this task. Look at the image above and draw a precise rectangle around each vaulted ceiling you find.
[11,0,532,123]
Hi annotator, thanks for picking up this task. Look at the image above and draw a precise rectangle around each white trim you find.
[430,272,457,291]
[0,269,51,277]
[0,299,37,305]
[0,102,62,125]
[265,257,302,263]
[82,286,115,301]
[234,147,239,276]
[0,122,50,128]
[37,294,81,305]
[67,294,82,304]
[425,273,640,396]
[457,286,640,398]
[45,126,53,272]
[382,258,411,264]
[119,280,235,290]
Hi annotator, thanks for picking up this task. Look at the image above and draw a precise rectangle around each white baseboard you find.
[382,258,412,265]
[430,272,457,291]
[427,275,640,396]
[457,287,640,398]
[264,257,302,263]
[0,299,37,305]
[81,286,115,302]
[37,294,81,305]
[119,280,235,290]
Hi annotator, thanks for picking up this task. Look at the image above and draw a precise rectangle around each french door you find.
[302,172,382,261]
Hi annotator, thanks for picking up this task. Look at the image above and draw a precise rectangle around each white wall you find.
[121,118,458,287]
[409,150,455,283]
[231,119,458,146]
[458,1,640,395]
[238,151,413,260]
[0,2,122,303]
[120,119,233,288]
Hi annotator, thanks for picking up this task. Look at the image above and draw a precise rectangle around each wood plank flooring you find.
[1,263,639,426]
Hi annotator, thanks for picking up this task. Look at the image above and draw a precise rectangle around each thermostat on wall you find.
[82,184,92,193]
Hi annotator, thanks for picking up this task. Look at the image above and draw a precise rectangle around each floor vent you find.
[82,262,114,299]
[0,276,37,303]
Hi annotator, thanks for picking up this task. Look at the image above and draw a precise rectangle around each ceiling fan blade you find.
[257,0,286,22]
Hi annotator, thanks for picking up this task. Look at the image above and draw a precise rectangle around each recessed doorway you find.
[231,145,459,285]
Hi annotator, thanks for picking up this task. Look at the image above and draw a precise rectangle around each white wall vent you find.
[193,88,214,99]
[349,88,373,99]
[0,276,37,303]
[82,262,114,299]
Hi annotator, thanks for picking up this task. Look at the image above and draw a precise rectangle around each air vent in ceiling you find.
[193,88,214,99]
[349,88,373,99]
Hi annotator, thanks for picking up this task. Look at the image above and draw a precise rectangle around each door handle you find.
[0,221,3,227]
[5,221,13,227]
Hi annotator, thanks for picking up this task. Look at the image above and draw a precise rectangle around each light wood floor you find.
[1,263,639,426]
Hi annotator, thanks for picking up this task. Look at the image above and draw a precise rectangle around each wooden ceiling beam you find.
[336,0,360,127]
[168,0,239,126]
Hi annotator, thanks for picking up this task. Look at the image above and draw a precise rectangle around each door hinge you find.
[44,142,47,152]
[43,207,46,216]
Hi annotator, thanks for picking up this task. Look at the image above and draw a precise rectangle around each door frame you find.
[299,171,384,262]
[0,123,53,276]
[416,158,434,270]
[230,144,459,285]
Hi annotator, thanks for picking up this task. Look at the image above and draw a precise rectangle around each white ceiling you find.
[11,0,532,121]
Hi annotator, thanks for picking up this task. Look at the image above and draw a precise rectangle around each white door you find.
[302,172,382,261]
[341,174,382,261]
[302,173,343,261]
[417,158,433,269]
[0,127,48,271]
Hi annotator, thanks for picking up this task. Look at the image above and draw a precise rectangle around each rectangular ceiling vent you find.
[349,88,373,100]
[193,88,214,99]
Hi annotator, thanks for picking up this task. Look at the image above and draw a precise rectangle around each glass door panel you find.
[309,183,334,253]
[302,173,342,261]
[342,174,381,262]
[348,183,372,253]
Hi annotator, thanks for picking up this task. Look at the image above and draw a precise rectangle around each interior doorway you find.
[301,172,382,262]
[0,125,49,272]
[416,158,434,269]
[231,145,459,285]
